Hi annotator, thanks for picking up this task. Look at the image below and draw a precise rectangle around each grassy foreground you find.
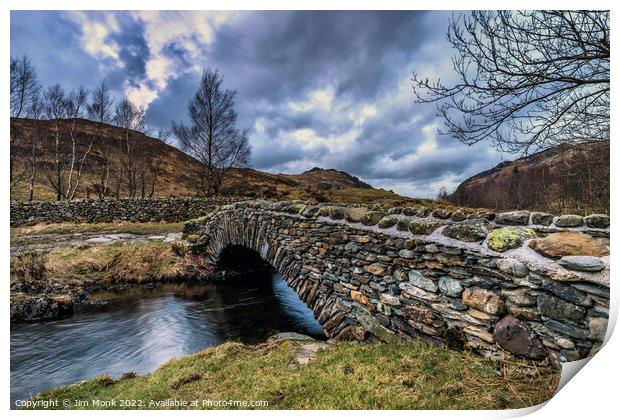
[32,339,560,410]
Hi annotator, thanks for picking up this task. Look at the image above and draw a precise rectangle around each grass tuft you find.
[94,375,117,387]
[170,373,202,390]
[121,372,137,380]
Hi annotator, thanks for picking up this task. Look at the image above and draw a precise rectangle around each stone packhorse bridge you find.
[185,200,610,367]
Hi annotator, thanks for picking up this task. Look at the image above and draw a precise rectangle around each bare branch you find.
[412,10,609,153]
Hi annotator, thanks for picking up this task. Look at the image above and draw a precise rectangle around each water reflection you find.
[10,273,324,405]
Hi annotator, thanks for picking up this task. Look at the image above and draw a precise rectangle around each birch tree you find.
[63,86,92,200]
[87,80,115,200]
[113,97,146,198]
[173,69,251,196]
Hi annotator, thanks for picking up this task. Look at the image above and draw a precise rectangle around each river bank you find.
[10,221,211,322]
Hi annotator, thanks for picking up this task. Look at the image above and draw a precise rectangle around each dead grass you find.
[12,241,211,285]
[11,251,48,283]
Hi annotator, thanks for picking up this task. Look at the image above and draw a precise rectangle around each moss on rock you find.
[487,227,537,252]
[378,215,397,229]
[361,211,385,226]
[409,220,443,235]
[287,203,307,214]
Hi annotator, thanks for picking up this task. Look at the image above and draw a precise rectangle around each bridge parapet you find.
[185,200,610,366]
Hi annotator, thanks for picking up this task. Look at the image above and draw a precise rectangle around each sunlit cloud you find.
[124,82,158,110]
[128,11,239,107]
[68,11,121,62]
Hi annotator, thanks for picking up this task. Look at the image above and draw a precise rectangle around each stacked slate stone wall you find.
[10,197,240,226]
[186,200,610,366]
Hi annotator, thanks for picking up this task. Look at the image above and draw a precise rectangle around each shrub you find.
[11,251,48,282]
[171,241,188,256]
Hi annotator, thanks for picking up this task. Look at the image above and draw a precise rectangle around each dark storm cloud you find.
[108,17,150,83]
[197,10,488,188]
[10,10,509,198]
[211,11,432,103]
[161,42,193,68]
[146,73,200,130]
[10,11,151,99]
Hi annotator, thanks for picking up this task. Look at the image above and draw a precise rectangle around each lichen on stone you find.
[408,220,443,235]
[487,226,537,252]
[378,215,397,229]
[361,211,385,226]
[287,203,308,214]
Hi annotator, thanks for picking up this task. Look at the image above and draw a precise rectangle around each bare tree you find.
[63,86,92,200]
[412,11,610,154]
[173,69,251,196]
[41,84,92,201]
[10,55,39,118]
[148,158,162,197]
[436,186,449,201]
[25,90,45,201]
[113,97,146,198]
[43,84,68,201]
[10,55,40,187]
[156,128,172,144]
[87,80,114,124]
[136,155,160,199]
[87,80,115,200]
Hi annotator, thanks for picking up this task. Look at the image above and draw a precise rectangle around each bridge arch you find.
[194,211,355,339]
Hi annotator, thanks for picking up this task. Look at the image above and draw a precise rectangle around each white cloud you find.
[129,11,239,108]
[68,11,120,62]
[124,82,158,110]
[286,127,360,154]
[71,11,240,109]
[145,56,174,90]
[417,123,439,154]
[369,177,461,199]
[353,105,377,126]
[288,88,334,113]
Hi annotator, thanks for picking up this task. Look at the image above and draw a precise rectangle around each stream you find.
[10,272,324,405]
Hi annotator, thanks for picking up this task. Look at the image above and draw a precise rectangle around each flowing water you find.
[10,273,324,405]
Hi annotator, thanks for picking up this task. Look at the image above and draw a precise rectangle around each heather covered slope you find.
[449,142,609,215]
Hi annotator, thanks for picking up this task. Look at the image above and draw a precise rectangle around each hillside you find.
[9,118,400,204]
[280,167,372,189]
[449,142,609,215]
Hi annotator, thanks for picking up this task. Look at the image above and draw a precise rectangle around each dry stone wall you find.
[185,200,610,367]
[10,198,239,226]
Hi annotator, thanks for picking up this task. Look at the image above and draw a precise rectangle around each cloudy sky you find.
[10,10,512,198]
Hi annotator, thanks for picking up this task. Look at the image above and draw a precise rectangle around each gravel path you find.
[10,231,183,253]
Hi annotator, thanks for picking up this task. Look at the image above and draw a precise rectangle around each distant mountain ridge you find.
[280,167,373,190]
